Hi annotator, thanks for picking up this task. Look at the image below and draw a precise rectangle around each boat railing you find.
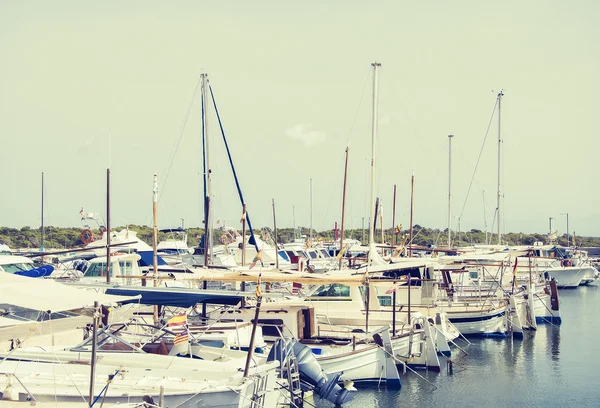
[0,372,37,404]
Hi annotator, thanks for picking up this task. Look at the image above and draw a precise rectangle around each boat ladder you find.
[278,345,303,408]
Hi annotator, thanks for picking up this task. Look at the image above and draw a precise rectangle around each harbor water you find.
[317,283,600,407]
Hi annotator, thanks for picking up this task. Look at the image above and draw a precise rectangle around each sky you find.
[1,1,599,238]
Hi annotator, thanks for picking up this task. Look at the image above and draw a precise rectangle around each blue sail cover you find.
[105,286,243,307]
[137,251,168,267]
[14,265,55,278]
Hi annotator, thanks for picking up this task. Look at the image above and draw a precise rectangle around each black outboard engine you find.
[268,338,354,405]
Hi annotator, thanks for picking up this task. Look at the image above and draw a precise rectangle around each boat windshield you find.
[319,249,330,259]
[310,283,350,297]
[1,263,35,274]
[0,303,76,322]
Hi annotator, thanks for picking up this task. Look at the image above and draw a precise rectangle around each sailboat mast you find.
[40,171,44,253]
[201,73,212,264]
[339,143,349,269]
[448,134,454,247]
[496,91,503,244]
[483,190,488,244]
[409,170,414,257]
[369,62,381,250]
[106,168,111,284]
[152,174,159,325]
[392,184,396,247]
[309,178,313,246]
[293,206,296,239]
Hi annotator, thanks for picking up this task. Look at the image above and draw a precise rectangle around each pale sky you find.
[1,1,599,237]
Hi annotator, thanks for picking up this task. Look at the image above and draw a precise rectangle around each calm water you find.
[317,282,600,408]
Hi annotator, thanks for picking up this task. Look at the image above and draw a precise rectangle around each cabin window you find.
[199,340,225,348]
[278,250,290,262]
[311,284,350,297]
[119,261,133,276]
[378,295,392,306]
[469,271,479,280]
[254,318,285,337]
[85,262,115,277]
[319,250,330,258]
[85,263,107,277]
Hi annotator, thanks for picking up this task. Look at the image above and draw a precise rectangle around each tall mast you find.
[339,142,350,269]
[409,170,414,257]
[496,91,503,245]
[40,172,44,253]
[448,134,454,247]
[293,206,296,239]
[483,190,488,244]
[392,184,397,247]
[368,62,381,255]
[152,174,159,325]
[309,178,313,246]
[272,198,279,269]
[106,168,111,284]
[201,73,212,265]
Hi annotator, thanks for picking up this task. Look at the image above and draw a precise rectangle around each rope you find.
[457,98,499,222]
[208,84,260,254]
[159,74,203,202]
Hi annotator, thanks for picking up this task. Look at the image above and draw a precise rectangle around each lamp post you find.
[560,213,569,247]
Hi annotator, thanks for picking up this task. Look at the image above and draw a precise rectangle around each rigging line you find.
[158,74,203,202]
[457,97,500,222]
[397,100,430,165]
[321,149,347,231]
[347,67,372,142]
[207,84,259,253]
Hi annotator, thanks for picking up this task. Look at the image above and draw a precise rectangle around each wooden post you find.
[272,198,279,270]
[409,171,414,257]
[106,169,111,284]
[392,184,396,247]
[202,195,211,318]
[407,274,411,326]
[392,287,397,335]
[88,301,99,407]
[241,204,247,307]
[243,293,262,377]
[152,174,159,325]
[41,172,45,254]
[203,195,211,267]
[365,279,370,334]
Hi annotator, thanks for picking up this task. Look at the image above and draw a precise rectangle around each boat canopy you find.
[105,286,246,307]
[0,273,140,313]
[137,250,169,267]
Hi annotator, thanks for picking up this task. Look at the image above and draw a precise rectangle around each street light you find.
[560,213,569,247]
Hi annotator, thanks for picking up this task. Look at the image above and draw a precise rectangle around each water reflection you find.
[317,283,599,408]
[547,325,561,362]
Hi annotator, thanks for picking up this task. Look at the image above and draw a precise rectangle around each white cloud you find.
[379,115,391,125]
[285,124,327,148]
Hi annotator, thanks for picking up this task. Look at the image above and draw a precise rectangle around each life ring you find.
[81,229,94,245]
[561,259,572,267]
[298,257,305,272]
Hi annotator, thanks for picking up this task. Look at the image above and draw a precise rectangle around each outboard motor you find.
[268,338,354,405]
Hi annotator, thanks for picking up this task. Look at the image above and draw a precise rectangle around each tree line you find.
[1,225,598,250]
